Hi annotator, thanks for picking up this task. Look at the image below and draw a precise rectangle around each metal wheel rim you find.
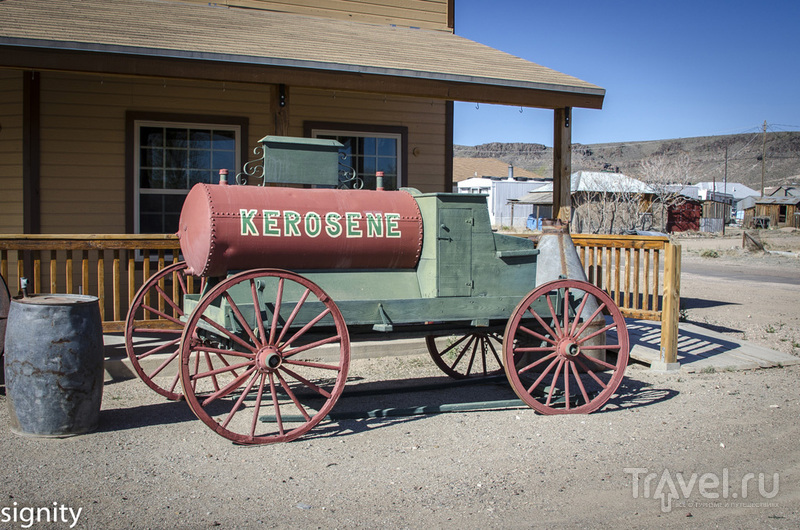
[502,279,629,414]
[179,268,350,444]
[425,332,504,379]
[125,261,202,400]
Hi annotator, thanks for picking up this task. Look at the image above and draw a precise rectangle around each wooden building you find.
[742,197,800,229]
[0,0,604,236]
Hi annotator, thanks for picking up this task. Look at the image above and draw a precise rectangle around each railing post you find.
[654,242,681,371]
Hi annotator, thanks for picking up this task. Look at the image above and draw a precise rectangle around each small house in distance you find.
[742,196,800,229]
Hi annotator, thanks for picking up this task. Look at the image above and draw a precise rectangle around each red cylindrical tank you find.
[178,184,423,277]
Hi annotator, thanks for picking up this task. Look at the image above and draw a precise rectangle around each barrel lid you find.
[12,294,99,306]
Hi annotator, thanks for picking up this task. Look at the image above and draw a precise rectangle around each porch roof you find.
[0,0,604,109]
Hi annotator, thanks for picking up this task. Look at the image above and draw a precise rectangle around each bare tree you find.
[637,153,691,231]
[572,173,651,234]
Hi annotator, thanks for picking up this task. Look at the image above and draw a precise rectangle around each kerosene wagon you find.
[125,136,629,445]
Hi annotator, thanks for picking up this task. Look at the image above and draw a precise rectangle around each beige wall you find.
[37,72,272,233]
[290,88,447,192]
[7,71,447,233]
[174,0,452,31]
[0,70,23,233]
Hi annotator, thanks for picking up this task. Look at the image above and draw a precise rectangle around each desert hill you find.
[454,131,800,191]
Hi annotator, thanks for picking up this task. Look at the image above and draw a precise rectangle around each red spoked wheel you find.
[125,261,203,400]
[502,279,629,414]
[179,269,350,444]
[425,331,504,379]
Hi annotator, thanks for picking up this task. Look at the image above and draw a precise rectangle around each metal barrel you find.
[4,294,104,437]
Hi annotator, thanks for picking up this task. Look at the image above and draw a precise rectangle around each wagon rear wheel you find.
[179,269,350,444]
[125,261,203,400]
[425,332,504,379]
[502,279,629,414]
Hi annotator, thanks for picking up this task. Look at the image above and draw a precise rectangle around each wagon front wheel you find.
[179,269,350,444]
[502,279,629,414]
[425,331,504,379]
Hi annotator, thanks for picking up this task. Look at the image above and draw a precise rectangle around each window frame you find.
[126,112,248,233]
[304,122,408,189]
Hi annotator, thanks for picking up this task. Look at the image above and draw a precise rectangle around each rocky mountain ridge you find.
[454,132,800,191]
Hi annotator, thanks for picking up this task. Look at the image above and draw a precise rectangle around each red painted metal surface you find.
[179,184,423,277]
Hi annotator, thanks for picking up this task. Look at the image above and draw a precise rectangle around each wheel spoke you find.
[192,344,255,360]
[200,367,257,407]
[223,291,261,347]
[251,279,267,346]
[153,283,185,319]
[517,350,557,374]
[275,288,311,345]
[573,302,608,339]
[562,359,571,411]
[526,355,560,394]
[136,336,181,361]
[576,320,617,345]
[570,360,591,406]
[147,349,180,379]
[527,307,559,343]
[221,371,260,429]
[276,370,312,421]
[250,374,267,438]
[282,307,332,350]
[198,312,258,353]
[192,359,253,382]
[569,291,591,336]
[139,303,184,327]
[517,324,557,345]
[280,365,333,399]
[268,372,285,437]
[281,334,342,359]
[269,277,284,345]
[545,358,565,406]
[545,294,564,337]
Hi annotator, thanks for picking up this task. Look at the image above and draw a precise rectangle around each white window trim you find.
[311,128,403,189]
[133,120,241,234]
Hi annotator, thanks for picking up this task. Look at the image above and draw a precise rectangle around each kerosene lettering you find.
[240,209,403,239]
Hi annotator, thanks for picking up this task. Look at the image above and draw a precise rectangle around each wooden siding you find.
[21,71,447,234]
[37,71,271,233]
[291,88,448,192]
[172,0,452,31]
[0,70,23,233]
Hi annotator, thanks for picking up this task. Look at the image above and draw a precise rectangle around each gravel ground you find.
[1,229,798,529]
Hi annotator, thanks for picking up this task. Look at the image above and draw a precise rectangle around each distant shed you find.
[742,197,800,228]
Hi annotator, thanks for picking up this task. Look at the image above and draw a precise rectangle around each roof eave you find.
[0,39,605,110]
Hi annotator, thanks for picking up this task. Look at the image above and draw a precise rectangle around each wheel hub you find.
[558,339,580,358]
[255,346,282,372]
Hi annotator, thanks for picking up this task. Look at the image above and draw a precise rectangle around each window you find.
[133,120,241,233]
[307,123,407,190]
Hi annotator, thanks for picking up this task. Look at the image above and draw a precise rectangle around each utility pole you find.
[761,120,767,197]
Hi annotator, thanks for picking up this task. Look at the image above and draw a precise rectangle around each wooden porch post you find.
[271,84,290,136]
[553,107,571,225]
[655,242,681,371]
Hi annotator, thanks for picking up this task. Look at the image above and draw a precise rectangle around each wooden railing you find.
[0,232,682,366]
[571,234,681,366]
[0,234,183,332]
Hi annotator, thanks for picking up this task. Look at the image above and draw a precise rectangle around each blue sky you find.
[453,0,800,146]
